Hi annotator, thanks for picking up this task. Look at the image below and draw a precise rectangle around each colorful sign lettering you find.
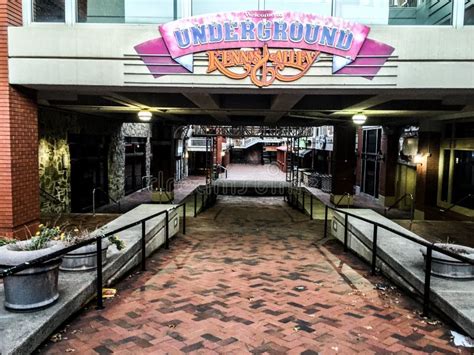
[135,11,394,87]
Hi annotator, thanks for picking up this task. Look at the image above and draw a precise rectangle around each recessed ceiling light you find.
[138,110,152,121]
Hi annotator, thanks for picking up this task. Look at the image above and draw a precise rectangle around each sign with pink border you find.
[135,11,394,84]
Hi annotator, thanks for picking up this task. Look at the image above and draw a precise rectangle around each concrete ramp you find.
[331,209,474,338]
[0,204,180,355]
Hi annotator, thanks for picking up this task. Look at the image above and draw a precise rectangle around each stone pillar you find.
[378,127,399,207]
[330,125,356,205]
[414,131,441,220]
[0,2,40,238]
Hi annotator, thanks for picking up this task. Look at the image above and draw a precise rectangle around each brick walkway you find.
[39,197,469,354]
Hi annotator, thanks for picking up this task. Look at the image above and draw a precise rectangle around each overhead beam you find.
[183,93,230,123]
[265,94,305,124]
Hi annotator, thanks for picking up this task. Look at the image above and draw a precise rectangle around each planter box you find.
[60,242,109,272]
[421,244,474,280]
[0,242,64,312]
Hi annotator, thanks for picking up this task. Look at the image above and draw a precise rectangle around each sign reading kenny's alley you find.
[134,11,394,87]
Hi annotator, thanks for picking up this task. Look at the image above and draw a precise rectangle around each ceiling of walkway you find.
[39,89,474,127]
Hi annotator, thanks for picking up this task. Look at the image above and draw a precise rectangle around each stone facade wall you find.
[121,122,151,181]
[39,111,152,213]
[107,123,152,200]
[39,109,122,214]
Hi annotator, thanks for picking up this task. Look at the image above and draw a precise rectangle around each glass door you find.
[361,127,382,198]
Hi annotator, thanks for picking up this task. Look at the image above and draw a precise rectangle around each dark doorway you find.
[452,150,474,209]
[125,137,147,195]
[70,134,109,212]
[361,128,382,198]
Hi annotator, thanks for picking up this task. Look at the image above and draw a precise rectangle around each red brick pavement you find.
[38,197,470,354]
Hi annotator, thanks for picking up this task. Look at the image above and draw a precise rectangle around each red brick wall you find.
[0,1,40,238]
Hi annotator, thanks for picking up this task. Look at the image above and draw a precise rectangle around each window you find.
[465,0,474,25]
[264,0,332,15]
[334,0,389,25]
[33,0,65,22]
[77,0,177,23]
[388,0,453,25]
[192,0,259,16]
[333,0,453,25]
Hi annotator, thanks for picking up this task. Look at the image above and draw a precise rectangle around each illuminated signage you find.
[135,11,394,87]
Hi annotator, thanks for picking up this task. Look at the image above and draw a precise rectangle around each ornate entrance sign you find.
[134,11,394,87]
[207,45,320,87]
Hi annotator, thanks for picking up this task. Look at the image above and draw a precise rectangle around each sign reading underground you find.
[135,11,394,87]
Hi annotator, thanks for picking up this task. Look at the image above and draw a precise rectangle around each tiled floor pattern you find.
[39,197,470,354]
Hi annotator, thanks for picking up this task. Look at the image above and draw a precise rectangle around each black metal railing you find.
[92,187,121,215]
[286,186,474,317]
[1,203,187,310]
[190,185,218,217]
[440,194,473,213]
[40,188,65,207]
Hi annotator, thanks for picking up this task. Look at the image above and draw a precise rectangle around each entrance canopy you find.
[35,89,474,128]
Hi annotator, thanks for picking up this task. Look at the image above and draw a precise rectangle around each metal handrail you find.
[40,188,64,206]
[385,193,413,213]
[216,164,228,179]
[1,202,187,310]
[141,175,154,191]
[384,193,415,228]
[286,186,474,318]
[92,187,121,215]
[440,194,472,213]
[335,192,351,209]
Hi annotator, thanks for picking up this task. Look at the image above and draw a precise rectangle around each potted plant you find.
[421,242,474,279]
[0,224,64,312]
[60,228,125,272]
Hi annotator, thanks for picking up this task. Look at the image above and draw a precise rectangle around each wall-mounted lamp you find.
[138,110,152,122]
[413,153,431,165]
[352,113,367,125]
[221,151,226,158]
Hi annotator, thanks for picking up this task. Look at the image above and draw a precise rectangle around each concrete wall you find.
[7,25,474,90]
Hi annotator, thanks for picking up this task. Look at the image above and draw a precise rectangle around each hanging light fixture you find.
[138,110,152,122]
[352,113,367,125]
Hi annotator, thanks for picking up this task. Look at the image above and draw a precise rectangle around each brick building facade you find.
[0,1,40,238]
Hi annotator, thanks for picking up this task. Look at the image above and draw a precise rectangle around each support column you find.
[150,123,175,193]
[414,131,441,220]
[330,125,356,205]
[0,2,40,238]
[378,127,399,207]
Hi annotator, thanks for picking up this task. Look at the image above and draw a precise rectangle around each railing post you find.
[302,190,305,213]
[141,220,146,271]
[182,203,186,235]
[344,214,349,252]
[323,205,328,239]
[165,210,170,249]
[423,245,433,317]
[92,189,96,216]
[371,225,378,275]
[95,237,104,310]
[310,193,313,220]
[194,191,197,217]
[201,189,205,211]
